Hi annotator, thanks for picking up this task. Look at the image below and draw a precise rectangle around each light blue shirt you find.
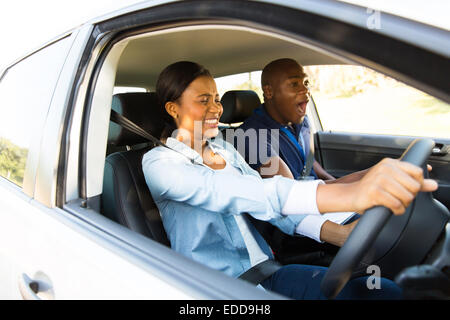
[220,161,270,267]
[142,137,302,278]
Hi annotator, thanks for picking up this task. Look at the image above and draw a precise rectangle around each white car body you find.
[0,0,448,300]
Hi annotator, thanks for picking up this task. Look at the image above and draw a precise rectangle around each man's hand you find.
[313,160,335,181]
[320,219,358,247]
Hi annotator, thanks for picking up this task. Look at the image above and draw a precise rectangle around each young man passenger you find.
[233,58,367,261]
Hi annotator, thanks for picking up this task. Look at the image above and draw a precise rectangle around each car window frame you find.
[0,34,73,196]
[56,0,449,299]
[71,0,450,207]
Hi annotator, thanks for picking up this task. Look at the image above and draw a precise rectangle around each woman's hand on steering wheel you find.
[320,139,440,299]
[349,158,438,215]
[316,158,437,215]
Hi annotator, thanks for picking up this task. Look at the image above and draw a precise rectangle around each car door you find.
[316,132,450,209]
[306,64,450,210]
[2,0,448,300]
[0,0,289,301]
[0,22,277,299]
[0,27,186,300]
[0,31,76,299]
[0,186,193,299]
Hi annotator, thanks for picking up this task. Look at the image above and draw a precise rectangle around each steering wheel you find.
[320,138,435,299]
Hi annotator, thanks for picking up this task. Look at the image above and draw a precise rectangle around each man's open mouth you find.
[297,99,309,114]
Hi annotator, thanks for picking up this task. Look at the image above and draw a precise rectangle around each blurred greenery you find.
[304,65,449,115]
[306,65,395,98]
[0,137,28,186]
[413,95,450,115]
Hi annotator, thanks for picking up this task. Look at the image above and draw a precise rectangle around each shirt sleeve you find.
[142,148,295,222]
[281,179,324,215]
[295,215,327,243]
[271,179,326,241]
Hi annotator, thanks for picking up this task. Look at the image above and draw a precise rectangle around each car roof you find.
[85,0,449,57]
[114,25,346,87]
[3,0,448,82]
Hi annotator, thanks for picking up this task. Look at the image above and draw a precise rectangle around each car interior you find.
[100,25,339,250]
[83,24,449,299]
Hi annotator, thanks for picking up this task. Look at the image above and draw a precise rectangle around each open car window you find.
[305,65,450,139]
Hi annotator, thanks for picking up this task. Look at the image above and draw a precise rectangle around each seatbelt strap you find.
[280,126,306,164]
[301,149,314,178]
[110,109,167,148]
[110,109,196,164]
[301,130,315,178]
[238,259,282,285]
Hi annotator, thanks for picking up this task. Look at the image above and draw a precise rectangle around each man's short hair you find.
[261,58,300,88]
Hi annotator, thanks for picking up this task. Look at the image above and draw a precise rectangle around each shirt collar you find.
[165,137,203,164]
[165,137,225,166]
[256,103,306,132]
[254,104,282,130]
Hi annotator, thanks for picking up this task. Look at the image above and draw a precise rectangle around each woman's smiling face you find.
[169,75,223,143]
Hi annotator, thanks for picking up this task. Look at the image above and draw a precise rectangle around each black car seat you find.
[101,92,170,246]
[219,90,261,147]
[220,90,261,126]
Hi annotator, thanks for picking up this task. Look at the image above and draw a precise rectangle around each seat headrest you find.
[220,90,261,124]
[108,92,165,146]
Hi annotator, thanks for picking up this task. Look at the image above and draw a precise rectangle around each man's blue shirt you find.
[233,104,317,180]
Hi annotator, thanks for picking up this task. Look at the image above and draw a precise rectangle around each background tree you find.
[0,138,28,185]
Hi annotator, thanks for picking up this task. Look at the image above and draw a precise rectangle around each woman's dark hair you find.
[156,61,212,139]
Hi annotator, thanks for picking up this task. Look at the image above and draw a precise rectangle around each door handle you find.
[18,273,54,300]
[431,144,448,156]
